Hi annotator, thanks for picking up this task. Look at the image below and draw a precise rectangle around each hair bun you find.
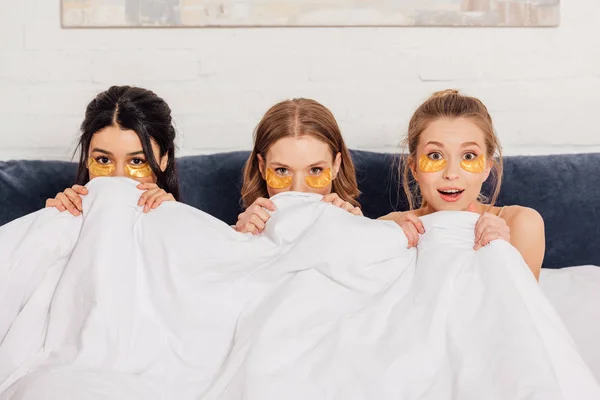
[431,89,460,98]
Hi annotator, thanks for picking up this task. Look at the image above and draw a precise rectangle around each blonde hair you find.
[402,89,503,210]
[241,98,360,208]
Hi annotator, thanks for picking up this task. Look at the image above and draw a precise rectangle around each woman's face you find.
[258,135,341,198]
[412,117,492,212]
[87,125,166,184]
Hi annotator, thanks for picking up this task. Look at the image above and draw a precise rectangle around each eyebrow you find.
[91,148,144,156]
[269,161,291,168]
[424,141,481,149]
[461,142,481,148]
[91,148,113,156]
[270,160,328,168]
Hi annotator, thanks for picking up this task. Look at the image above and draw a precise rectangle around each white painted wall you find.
[1,0,599,161]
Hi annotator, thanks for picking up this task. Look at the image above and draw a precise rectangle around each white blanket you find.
[540,266,600,385]
[0,177,598,399]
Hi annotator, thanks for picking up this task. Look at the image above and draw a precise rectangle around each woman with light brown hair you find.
[236,98,361,234]
[380,89,545,280]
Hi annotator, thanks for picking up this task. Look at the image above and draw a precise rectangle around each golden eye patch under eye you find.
[125,162,153,178]
[305,168,332,188]
[265,168,292,189]
[87,157,153,178]
[87,157,115,176]
[418,154,446,173]
[460,155,486,173]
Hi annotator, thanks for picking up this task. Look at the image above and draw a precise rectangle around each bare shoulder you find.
[501,205,545,235]
[500,205,545,279]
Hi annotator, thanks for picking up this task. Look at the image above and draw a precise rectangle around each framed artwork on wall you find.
[61,0,560,28]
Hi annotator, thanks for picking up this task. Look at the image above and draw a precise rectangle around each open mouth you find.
[437,189,465,202]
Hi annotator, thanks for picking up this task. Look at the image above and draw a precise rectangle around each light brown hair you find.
[241,98,360,208]
[402,89,503,209]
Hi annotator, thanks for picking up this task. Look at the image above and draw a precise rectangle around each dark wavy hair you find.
[75,85,179,199]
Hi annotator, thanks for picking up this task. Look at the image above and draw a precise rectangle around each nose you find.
[113,163,126,177]
[442,160,460,181]
[290,176,307,192]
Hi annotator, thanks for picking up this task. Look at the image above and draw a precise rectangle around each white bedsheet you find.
[540,265,600,385]
[0,177,598,399]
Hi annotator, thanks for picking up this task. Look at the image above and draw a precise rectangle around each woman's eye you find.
[130,158,146,165]
[428,152,443,161]
[96,156,110,164]
[309,167,323,175]
[463,153,477,161]
[274,168,289,175]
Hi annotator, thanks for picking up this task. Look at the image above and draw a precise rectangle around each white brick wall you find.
[1,0,599,161]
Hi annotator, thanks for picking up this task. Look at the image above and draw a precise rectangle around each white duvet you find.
[0,177,598,399]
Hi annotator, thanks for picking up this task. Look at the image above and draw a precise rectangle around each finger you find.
[137,182,158,190]
[236,222,254,234]
[57,193,79,216]
[138,188,160,207]
[254,197,277,211]
[402,222,419,248]
[475,218,489,242]
[400,225,414,248]
[150,193,173,209]
[250,205,272,223]
[321,193,339,203]
[474,234,485,250]
[407,223,421,247]
[235,220,245,232]
[350,207,363,216]
[475,227,499,250]
[147,190,167,210]
[72,184,88,195]
[249,214,266,231]
[332,198,345,208]
[46,198,66,212]
[64,188,83,211]
[144,190,165,212]
[339,202,354,212]
[406,214,425,234]
[481,231,503,247]
[475,212,493,237]
[245,222,260,235]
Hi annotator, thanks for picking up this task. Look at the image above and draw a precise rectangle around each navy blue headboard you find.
[1,151,598,268]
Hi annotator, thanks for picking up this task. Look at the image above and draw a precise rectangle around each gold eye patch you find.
[460,155,486,173]
[264,168,334,189]
[87,157,153,178]
[87,157,115,176]
[265,168,292,189]
[418,154,486,173]
[305,168,332,188]
[125,163,153,178]
[418,155,446,173]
